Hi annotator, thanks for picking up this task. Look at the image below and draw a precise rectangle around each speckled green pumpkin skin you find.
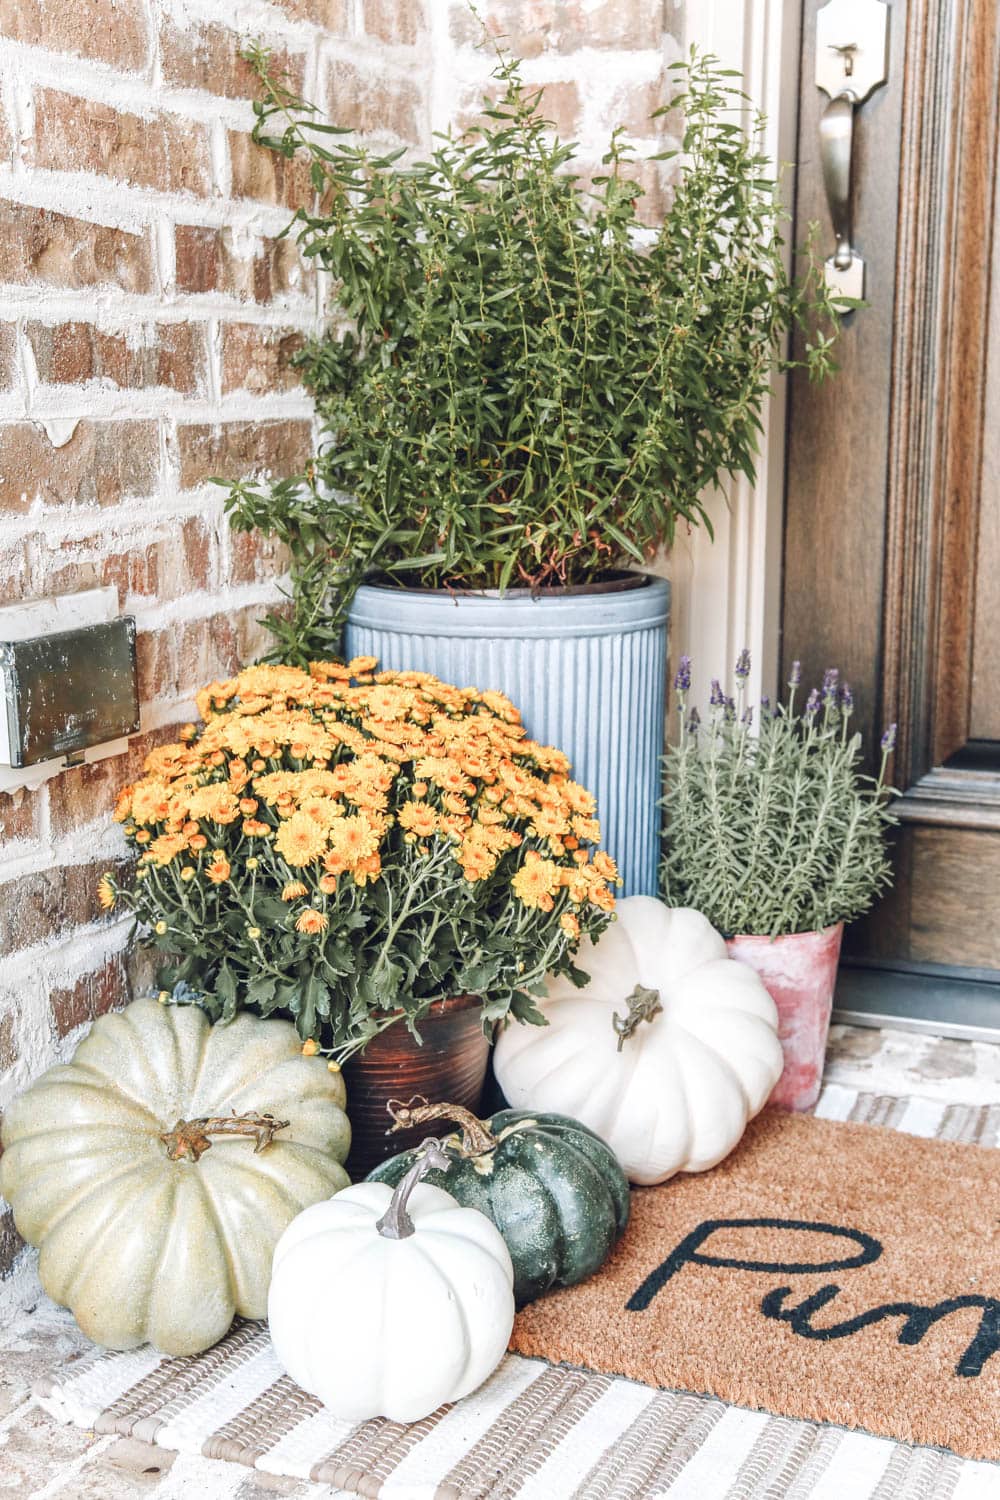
[368,1110,630,1305]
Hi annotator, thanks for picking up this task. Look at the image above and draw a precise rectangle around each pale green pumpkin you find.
[0,998,351,1355]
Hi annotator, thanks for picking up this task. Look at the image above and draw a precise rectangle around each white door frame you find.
[667,0,801,711]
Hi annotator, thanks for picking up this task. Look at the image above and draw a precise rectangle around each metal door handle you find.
[819,93,856,273]
[815,0,890,301]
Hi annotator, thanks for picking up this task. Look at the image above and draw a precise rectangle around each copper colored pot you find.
[342,995,490,1178]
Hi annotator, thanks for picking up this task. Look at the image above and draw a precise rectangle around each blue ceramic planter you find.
[345,576,670,896]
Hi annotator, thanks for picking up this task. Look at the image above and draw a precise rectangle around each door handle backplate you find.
[815,0,890,302]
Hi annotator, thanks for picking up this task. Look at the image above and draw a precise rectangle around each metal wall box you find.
[1,617,140,768]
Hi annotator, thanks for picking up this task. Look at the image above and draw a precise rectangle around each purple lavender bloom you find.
[735,648,751,681]
[840,682,854,713]
[741,706,754,727]
[881,723,897,753]
[804,688,821,717]
[687,706,701,732]
[788,660,802,689]
[723,695,736,720]
[709,679,724,707]
[673,655,692,693]
[822,667,840,700]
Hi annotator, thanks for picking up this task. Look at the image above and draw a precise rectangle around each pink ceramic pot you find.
[725,923,844,1111]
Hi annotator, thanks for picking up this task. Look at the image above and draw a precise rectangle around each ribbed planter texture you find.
[345,575,670,896]
[726,922,845,1111]
[342,995,490,1177]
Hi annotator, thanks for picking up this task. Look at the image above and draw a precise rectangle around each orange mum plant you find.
[101,659,619,1054]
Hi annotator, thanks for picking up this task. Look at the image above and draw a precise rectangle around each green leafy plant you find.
[225,42,845,662]
[99,659,619,1056]
[660,653,897,936]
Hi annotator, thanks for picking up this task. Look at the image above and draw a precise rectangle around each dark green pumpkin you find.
[367,1100,630,1305]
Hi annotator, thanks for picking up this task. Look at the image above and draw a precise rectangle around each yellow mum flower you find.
[328,815,380,866]
[559,911,581,939]
[148,832,188,867]
[296,908,329,935]
[274,811,328,867]
[512,852,560,911]
[206,855,231,885]
[282,880,308,901]
[96,875,116,910]
[398,800,438,838]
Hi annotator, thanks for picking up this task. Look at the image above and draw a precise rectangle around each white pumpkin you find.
[0,998,351,1355]
[493,897,783,1184]
[269,1140,515,1422]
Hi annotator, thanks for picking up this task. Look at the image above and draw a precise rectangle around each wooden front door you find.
[782,0,1000,996]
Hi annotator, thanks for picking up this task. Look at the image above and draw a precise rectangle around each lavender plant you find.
[660,655,897,937]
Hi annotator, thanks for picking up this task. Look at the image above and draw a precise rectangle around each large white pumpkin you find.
[493,897,783,1184]
[0,998,351,1355]
[269,1140,515,1422]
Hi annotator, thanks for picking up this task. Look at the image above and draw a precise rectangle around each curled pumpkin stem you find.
[387,1095,496,1157]
[612,984,663,1052]
[376,1136,452,1240]
[160,1112,289,1162]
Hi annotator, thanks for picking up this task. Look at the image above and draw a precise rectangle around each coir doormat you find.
[510,1108,1000,1462]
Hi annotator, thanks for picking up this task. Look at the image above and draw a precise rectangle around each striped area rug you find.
[34,1083,1000,1500]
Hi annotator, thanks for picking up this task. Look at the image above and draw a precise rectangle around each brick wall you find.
[0,0,681,1299]
[0,0,433,1297]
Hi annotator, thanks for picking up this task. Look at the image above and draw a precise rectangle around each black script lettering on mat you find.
[626,1217,1000,1378]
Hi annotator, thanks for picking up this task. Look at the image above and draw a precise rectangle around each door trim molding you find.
[881,0,1000,784]
[671,0,801,705]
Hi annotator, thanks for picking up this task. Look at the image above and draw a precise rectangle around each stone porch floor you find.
[1,1023,998,1499]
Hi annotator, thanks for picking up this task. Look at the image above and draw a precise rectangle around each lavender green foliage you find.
[659,655,897,937]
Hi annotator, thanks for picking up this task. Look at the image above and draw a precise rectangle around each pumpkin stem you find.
[386,1095,497,1157]
[376,1137,452,1240]
[612,984,663,1052]
[160,1112,289,1162]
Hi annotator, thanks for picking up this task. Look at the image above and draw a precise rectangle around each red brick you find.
[0,0,148,71]
[32,90,212,197]
[39,516,214,605]
[271,0,347,24]
[51,952,131,1039]
[450,0,666,52]
[0,323,16,389]
[228,526,291,586]
[0,421,159,513]
[220,323,306,394]
[228,130,315,209]
[0,857,131,956]
[159,18,305,101]
[327,60,424,142]
[0,790,39,848]
[136,624,178,702]
[0,541,28,604]
[0,203,154,293]
[177,611,243,689]
[173,225,309,303]
[181,516,215,592]
[360,0,424,45]
[27,321,207,395]
[176,419,312,488]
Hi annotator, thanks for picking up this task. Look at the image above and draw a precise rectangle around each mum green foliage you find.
[226,43,844,662]
[660,657,897,937]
